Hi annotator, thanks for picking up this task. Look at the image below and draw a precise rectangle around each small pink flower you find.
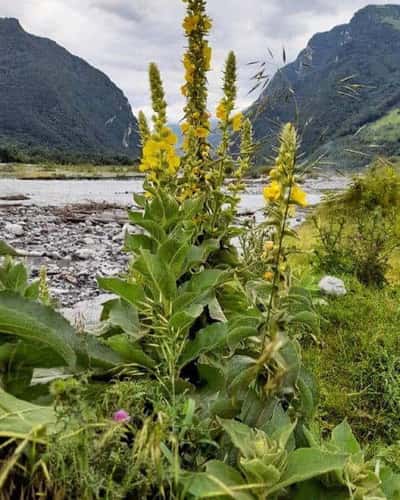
[113,409,130,423]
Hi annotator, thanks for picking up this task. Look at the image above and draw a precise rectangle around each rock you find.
[5,222,24,236]
[319,276,347,297]
[83,236,96,246]
[74,248,96,260]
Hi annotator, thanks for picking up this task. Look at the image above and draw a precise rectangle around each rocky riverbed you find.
[1,203,131,307]
[0,175,349,322]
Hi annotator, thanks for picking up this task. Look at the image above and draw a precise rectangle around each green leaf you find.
[185,270,230,294]
[266,449,348,496]
[24,280,40,300]
[179,323,228,366]
[219,419,255,458]
[128,212,167,242]
[105,334,156,369]
[158,236,191,279]
[241,459,281,486]
[97,277,145,308]
[124,233,155,253]
[76,334,127,369]
[185,239,220,271]
[132,249,177,301]
[102,299,141,338]
[330,420,361,455]
[292,480,348,500]
[0,387,55,436]
[0,261,28,293]
[0,241,18,257]
[184,460,253,500]
[0,292,76,367]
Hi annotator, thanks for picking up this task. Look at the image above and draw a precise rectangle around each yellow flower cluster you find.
[263,181,282,203]
[232,112,243,132]
[290,185,307,207]
[263,123,307,208]
[139,128,180,177]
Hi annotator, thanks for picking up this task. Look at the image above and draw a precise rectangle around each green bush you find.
[313,161,400,286]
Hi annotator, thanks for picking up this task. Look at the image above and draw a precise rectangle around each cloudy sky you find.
[2,0,399,121]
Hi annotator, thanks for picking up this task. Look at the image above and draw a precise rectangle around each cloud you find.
[2,0,400,120]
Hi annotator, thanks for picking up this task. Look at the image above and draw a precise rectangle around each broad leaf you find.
[179,323,228,366]
[266,449,348,495]
[98,277,145,308]
[185,460,253,500]
[0,387,55,436]
[0,292,76,367]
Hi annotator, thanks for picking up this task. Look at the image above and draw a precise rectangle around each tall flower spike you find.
[138,111,150,146]
[139,64,180,189]
[181,0,212,160]
[149,63,167,134]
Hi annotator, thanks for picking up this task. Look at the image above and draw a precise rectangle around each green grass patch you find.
[303,278,400,448]
[0,163,141,180]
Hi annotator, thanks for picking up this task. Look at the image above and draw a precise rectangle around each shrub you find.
[313,161,400,286]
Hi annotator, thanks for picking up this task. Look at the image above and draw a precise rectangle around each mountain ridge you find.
[0,17,140,161]
[248,4,400,169]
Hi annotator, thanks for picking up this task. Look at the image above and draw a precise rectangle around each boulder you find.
[5,222,24,236]
[319,276,347,297]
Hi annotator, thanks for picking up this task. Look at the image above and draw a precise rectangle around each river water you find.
[0,175,349,213]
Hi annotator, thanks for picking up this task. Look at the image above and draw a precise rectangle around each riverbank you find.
[0,163,141,180]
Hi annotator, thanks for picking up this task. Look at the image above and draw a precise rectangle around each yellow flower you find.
[232,113,243,132]
[143,139,160,157]
[162,128,178,146]
[180,122,190,134]
[264,271,274,281]
[263,181,282,202]
[183,15,199,33]
[291,185,307,207]
[195,126,209,138]
[269,168,279,179]
[264,241,274,252]
[216,101,228,121]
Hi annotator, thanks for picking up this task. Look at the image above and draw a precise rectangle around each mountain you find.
[248,5,400,169]
[0,18,140,161]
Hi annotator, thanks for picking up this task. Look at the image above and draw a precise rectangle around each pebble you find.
[5,222,24,236]
[0,205,129,307]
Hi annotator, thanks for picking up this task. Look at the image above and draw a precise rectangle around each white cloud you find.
[2,0,400,120]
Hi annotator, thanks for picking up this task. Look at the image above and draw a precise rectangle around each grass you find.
[292,189,400,452]
[0,163,142,180]
[303,279,400,449]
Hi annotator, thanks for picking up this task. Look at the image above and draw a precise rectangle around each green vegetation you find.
[0,18,140,160]
[0,162,140,180]
[1,2,400,499]
[304,280,400,447]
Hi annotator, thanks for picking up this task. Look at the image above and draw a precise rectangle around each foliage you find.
[303,278,400,445]
[313,162,400,286]
[0,18,140,162]
[1,1,400,499]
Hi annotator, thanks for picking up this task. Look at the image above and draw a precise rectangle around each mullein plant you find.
[138,0,252,237]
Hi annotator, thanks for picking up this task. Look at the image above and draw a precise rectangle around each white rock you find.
[83,236,96,246]
[319,276,347,297]
[75,248,96,260]
[5,223,24,236]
